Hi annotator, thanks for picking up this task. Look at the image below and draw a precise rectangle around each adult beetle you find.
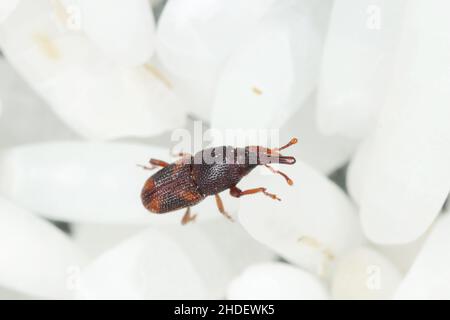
[140,138,297,225]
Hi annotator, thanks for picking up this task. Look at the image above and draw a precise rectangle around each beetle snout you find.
[267,154,296,165]
[277,155,296,165]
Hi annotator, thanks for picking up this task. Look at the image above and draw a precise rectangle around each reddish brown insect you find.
[140,138,298,225]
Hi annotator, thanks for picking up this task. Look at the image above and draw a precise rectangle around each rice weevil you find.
[140,138,298,225]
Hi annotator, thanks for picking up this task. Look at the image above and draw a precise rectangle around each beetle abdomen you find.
[141,161,205,213]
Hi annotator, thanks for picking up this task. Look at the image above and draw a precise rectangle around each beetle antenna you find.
[272,137,298,153]
[265,164,294,186]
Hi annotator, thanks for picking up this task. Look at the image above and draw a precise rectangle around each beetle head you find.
[245,138,297,166]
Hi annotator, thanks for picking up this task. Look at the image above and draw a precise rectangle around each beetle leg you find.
[264,164,294,186]
[214,194,234,222]
[171,150,192,158]
[171,151,193,165]
[137,158,169,170]
[181,207,197,225]
[230,186,281,201]
[150,158,169,167]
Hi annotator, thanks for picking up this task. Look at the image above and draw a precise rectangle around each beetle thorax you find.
[191,146,257,196]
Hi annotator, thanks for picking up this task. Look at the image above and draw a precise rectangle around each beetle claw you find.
[264,191,281,201]
[221,211,234,222]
